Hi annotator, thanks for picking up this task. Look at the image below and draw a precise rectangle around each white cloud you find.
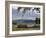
[12,7,40,20]
[12,6,18,10]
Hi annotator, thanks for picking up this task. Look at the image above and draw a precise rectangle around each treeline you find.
[35,18,40,24]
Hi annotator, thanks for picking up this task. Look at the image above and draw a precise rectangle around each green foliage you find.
[35,18,40,24]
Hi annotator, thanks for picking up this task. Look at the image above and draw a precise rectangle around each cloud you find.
[12,6,18,10]
[12,8,40,20]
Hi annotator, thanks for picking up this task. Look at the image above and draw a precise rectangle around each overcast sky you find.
[12,6,40,20]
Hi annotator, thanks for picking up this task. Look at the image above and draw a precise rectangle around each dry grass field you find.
[12,24,40,31]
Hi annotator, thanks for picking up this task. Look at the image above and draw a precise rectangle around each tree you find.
[35,18,40,24]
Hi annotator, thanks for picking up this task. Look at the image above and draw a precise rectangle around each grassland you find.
[12,24,40,31]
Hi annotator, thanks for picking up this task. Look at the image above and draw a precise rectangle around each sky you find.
[12,6,40,20]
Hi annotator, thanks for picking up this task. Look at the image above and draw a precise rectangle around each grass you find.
[12,28,40,31]
[12,28,33,31]
[12,24,40,31]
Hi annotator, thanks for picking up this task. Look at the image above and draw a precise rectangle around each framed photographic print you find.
[5,1,45,37]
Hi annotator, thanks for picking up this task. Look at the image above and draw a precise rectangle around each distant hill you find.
[12,19,35,24]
